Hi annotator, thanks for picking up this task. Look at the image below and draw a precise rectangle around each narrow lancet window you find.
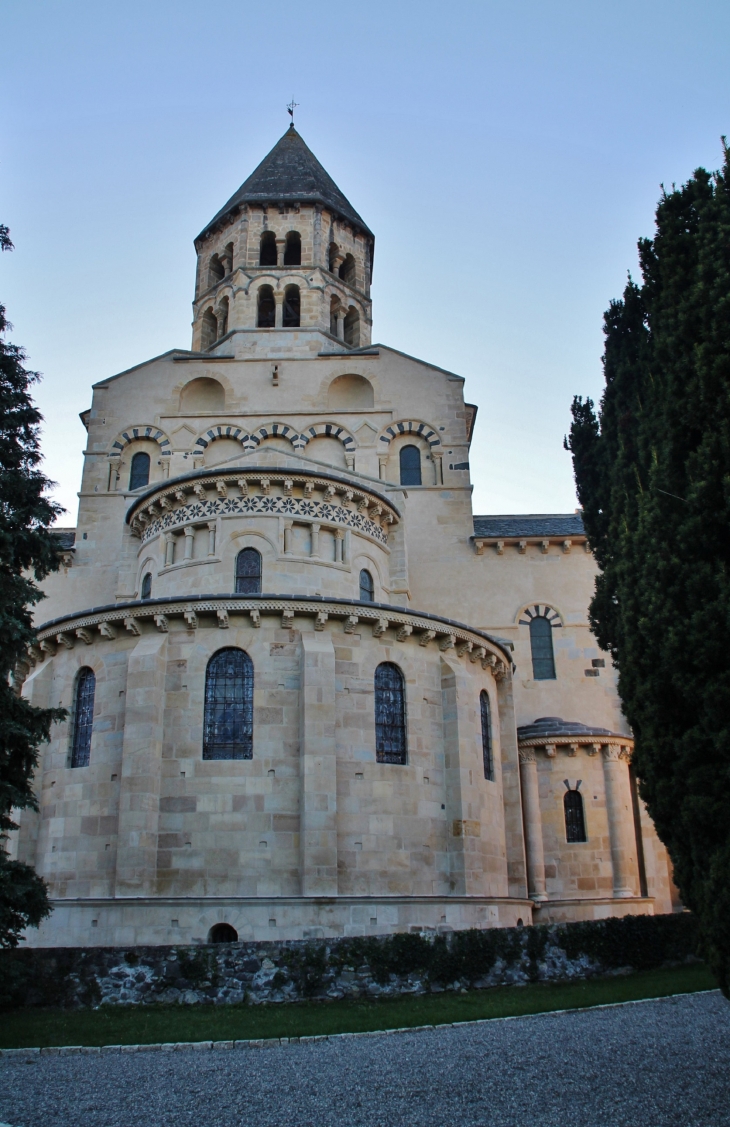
[129,451,150,491]
[359,569,375,602]
[283,284,300,328]
[564,788,587,843]
[201,307,217,349]
[141,572,152,600]
[235,547,262,594]
[260,231,277,267]
[375,662,407,765]
[530,615,556,680]
[257,285,275,328]
[480,690,494,780]
[71,667,96,768]
[343,306,360,347]
[284,231,301,266]
[399,444,422,486]
[203,648,254,760]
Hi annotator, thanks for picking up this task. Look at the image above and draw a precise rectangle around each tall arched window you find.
[330,295,340,336]
[564,788,587,843]
[203,648,254,760]
[201,307,218,349]
[141,572,152,600]
[375,662,407,765]
[343,306,360,347]
[328,242,339,272]
[260,231,277,266]
[71,667,96,768]
[208,253,224,286]
[129,451,150,491]
[284,231,301,266]
[359,569,375,602]
[399,444,422,486]
[529,615,556,680]
[257,285,275,328]
[283,284,300,328]
[338,253,356,286]
[480,690,494,780]
[217,296,229,338]
[235,547,262,594]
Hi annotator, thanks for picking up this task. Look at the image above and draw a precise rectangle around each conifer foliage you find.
[566,144,730,994]
[0,227,65,946]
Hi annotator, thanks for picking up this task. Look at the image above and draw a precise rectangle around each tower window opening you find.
[203,647,254,761]
[71,667,96,768]
[217,296,229,338]
[480,690,494,780]
[375,662,407,765]
[328,242,340,272]
[359,569,375,603]
[235,547,262,594]
[222,242,234,275]
[257,285,275,328]
[399,444,422,486]
[564,788,587,843]
[209,923,238,944]
[339,253,356,286]
[129,451,150,491]
[343,306,360,348]
[208,253,224,286]
[283,285,300,328]
[529,614,556,680]
[141,572,152,600]
[201,307,218,349]
[260,231,277,267]
[330,296,340,336]
[284,231,301,266]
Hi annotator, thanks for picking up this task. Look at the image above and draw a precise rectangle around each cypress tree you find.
[566,143,730,993]
[0,227,65,947]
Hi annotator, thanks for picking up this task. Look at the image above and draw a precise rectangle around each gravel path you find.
[1,991,729,1127]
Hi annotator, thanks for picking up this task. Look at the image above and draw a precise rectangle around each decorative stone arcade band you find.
[27,598,511,678]
[192,421,356,458]
[126,471,400,548]
[518,735,637,904]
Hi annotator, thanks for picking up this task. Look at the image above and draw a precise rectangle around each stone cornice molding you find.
[518,734,633,757]
[32,595,513,674]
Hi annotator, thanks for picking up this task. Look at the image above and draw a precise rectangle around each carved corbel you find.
[470,645,487,663]
[544,743,557,758]
[217,608,229,629]
[154,615,169,633]
[344,615,359,634]
[343,490,354,507]
[260,477,271,496]
[419,629,436,647]
[216,481,228,499]
[250,609,261,628]
[562,539,572,554]
[56,633,74,650]
[124,617,141,636]
[495,540,504,555]
[566,743,578,757]
[438,634,456,651]
[39,639,56,656]
[586,742,600,756]
[314,610,328,631]
[456,640,473,657]
[284,479,294,497]
[323,485,336,502]
[237,478,249,496]
[174,490,187,504]
[193,483,206,499]
[28,644,42,664]
[281,609,294,630]
[159,495,173,511]
[303,481,314,498]
[183,609,198,630]
[518,540,527,555]
[396,624,412,642]
[474,539,485,556]
[356,495,369,511]
[345,454,355,471]
[372,618,389,637]
[75,628,93,645]
[98,621,117,640]
[540,540,550,554]
[369,504,383,520]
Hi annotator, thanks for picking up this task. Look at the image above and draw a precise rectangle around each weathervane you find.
[287,99,299,124]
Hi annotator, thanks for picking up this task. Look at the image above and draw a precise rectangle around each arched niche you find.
[204,437,244,467]
[304,435,347,468]
[327,374,374,410]
[180,377,225,414]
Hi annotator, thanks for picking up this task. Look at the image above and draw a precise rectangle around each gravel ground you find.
[1,991,729,1127]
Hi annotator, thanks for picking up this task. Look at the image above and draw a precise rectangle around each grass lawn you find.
[0,963,715,1049]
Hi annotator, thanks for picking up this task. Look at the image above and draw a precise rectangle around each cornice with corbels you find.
[474,537,589,556]
[518,735,633,762]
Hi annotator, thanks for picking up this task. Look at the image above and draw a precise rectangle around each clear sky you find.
[2,1,729,523]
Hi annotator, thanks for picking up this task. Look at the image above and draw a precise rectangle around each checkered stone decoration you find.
[519,605,563,628]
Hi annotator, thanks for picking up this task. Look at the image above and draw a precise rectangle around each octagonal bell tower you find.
[191,126,374,359]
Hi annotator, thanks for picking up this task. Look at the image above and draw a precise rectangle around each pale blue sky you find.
[2,1,729,522]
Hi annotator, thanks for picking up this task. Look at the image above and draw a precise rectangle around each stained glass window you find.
[129,451,150,490]
[71,667,96,768]
[480,690,494,780]
[235,548,262,594]
[399,444,422,486]
[529,614,556,680]
[375,662,407,764]
[203,648,254,760]
[359,569,375,602]
[564,789,587,843]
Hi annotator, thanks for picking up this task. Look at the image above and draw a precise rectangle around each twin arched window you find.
[480,690,494,781]
[71,667,96,768]
[529,615,556,680]
[375,662,407,765]
[564,788,587,842]
[129,452,150,491]
[203,648,254,760]
[359,569,375,602]
[235,548,262,594]
[399,444,422,486]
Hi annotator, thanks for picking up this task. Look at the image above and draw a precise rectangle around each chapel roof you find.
[472,513,585,539]
[517,716,628,742]
[197,125,373,243]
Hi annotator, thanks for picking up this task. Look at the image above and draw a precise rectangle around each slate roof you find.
[517,716,628,742]
[51,529,76,550]
[197,126,373,243]
[473,513,585,539]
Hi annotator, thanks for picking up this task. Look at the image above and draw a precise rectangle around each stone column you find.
[335,310,345,340]
[283,521,293,554]
[164,533,175,567]
[334,528,344,563]
[299,631,338,895]
[519,748,547,901]
[602,744,637,897]
[276,237,286,267]
[378,455,388,480]
[310,522,320,558]
[207,521,216,557]
[274,291,284,329]
[114,633,168,896]
[184,526,194,560]
[432,450,444,485]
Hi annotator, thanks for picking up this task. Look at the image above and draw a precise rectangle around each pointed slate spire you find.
[197,126,372,242]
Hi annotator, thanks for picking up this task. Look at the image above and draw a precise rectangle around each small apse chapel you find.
[10,125,678,947]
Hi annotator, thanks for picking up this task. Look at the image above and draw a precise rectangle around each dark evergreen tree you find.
[566,143,730,994]
[0,227,65,947]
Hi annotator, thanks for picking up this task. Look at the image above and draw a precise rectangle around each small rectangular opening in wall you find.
[370,917,377,924]
[268,769,275,777]
[269,919,276,928]
[259,841,268,848]
[105,844,110,851]
[423,776,429,784]
[180,771,186,777]
[185,842,191,848]
[592,658,606,667]
[111,774,117,781]
[355,842,362,850]
[91,920,98,927]
[355,772,363,780]
[171,920,179,927]
[584,669,600,677]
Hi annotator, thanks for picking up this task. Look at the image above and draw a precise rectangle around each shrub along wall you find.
[0,913,700,1011]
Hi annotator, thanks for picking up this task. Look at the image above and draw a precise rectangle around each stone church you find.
[10,126,678,947]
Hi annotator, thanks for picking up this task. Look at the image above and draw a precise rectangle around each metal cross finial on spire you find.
[287,99,299,125]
